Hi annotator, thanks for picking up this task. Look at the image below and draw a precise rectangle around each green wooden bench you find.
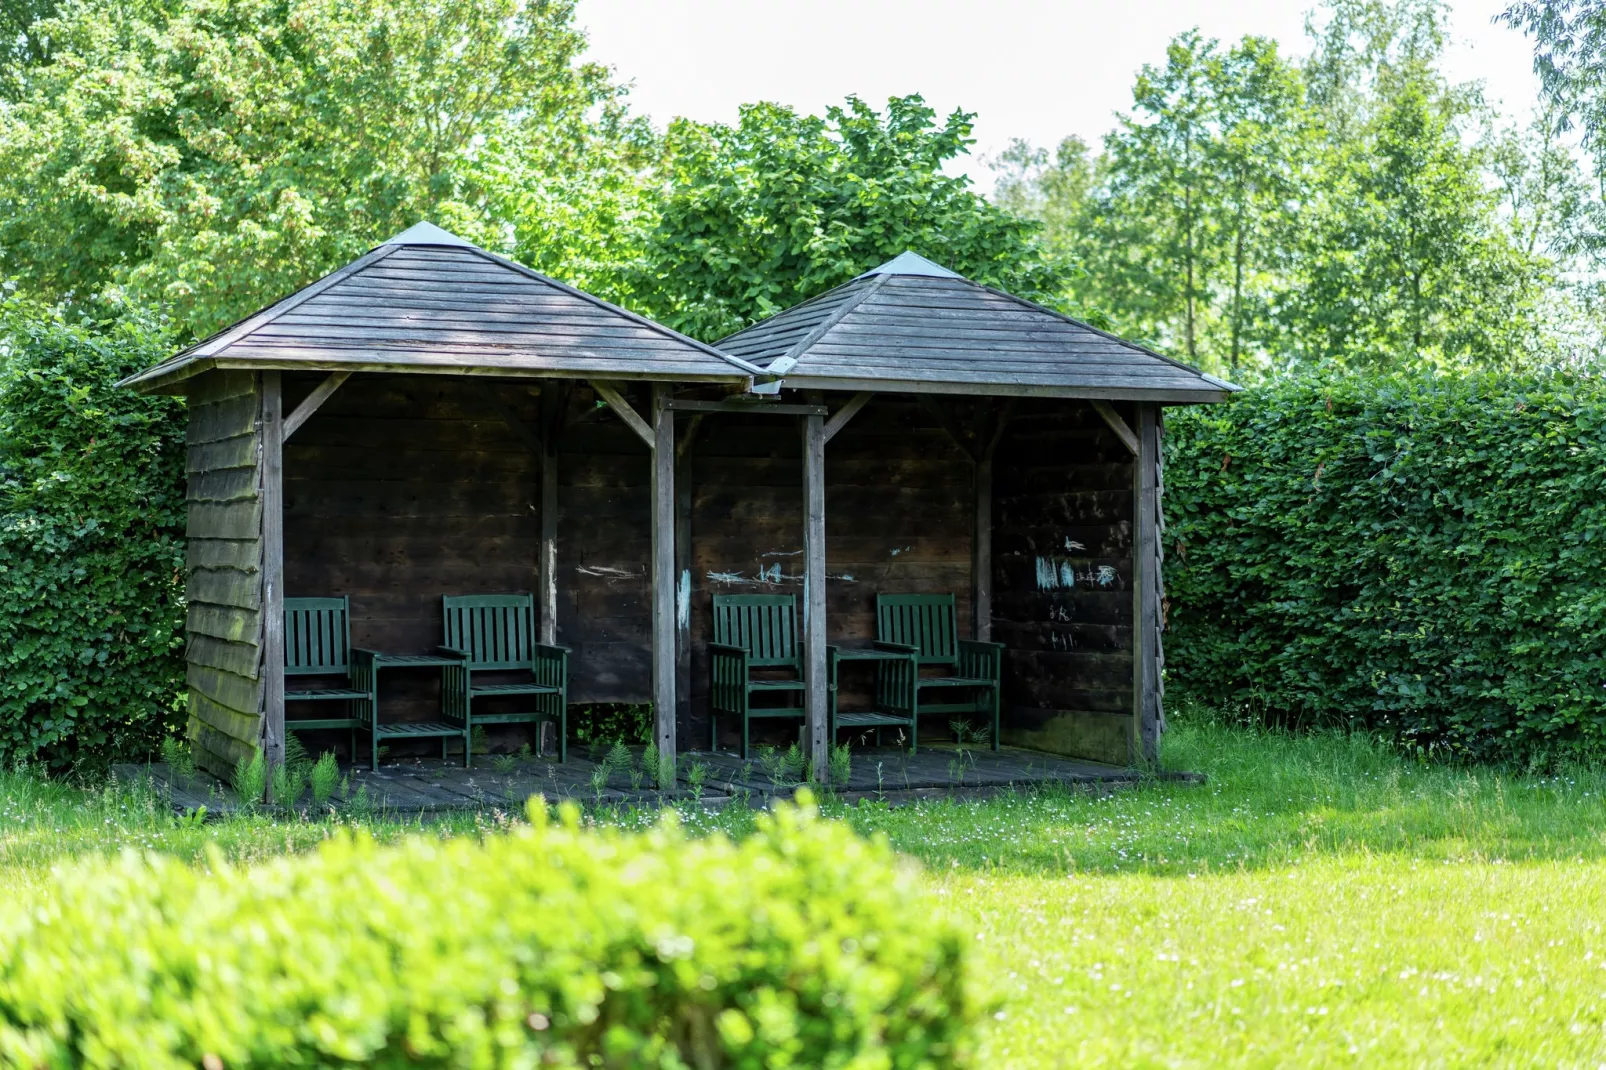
[828,644,920,752]
[284,596,376,764]
[875,593,1004,750]
[710,594,807,759]
[441,594,569,767]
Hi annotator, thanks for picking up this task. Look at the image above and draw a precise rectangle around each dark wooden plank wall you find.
[685,396,972,747]
[993,399,1137,764]
[271,376,1145,763]
[281,374,543,731]
[185,370,264,777]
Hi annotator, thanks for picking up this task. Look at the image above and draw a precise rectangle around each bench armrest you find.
[957,639,1004,682]
[873,640,920,655]
[436,645,469,659]
[709,643,749,658]
[533,643,572,657]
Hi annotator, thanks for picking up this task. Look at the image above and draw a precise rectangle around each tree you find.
[628,94,1071,342]
[0,0,643,337]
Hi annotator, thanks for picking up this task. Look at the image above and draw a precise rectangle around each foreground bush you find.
[0,795,976,1068]
[1165,370,1606,761]
[0,296,185,767]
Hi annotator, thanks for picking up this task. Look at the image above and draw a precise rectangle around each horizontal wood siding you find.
[282,374,542,732]
[185,370,263,777]
[993,399,1136,764]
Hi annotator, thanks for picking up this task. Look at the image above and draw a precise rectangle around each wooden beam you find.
[1134,402,1161,764]
[675,414,700,733]
[917,396,978,463]
[650,385,677,776]
[282,371,350,440]
[1093,399,1140,456]
[972,401,1014,644]
[590,380,654,447]
[801,411,828,781]
[822,392,874,444]
[538,384,568,648]
[477,383,543,456]
[664,398,828,416]
[258,372,285,787]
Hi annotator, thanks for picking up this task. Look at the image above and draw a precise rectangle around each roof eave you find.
[772,373,1234,403]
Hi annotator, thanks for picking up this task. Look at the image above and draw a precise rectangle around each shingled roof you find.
[122,222,765,393]
[717,252,1237,401]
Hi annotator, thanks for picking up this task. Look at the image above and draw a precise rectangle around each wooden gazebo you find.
[123,227,1234,783]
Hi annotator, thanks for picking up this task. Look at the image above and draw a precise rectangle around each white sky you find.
[576,0,1544,188]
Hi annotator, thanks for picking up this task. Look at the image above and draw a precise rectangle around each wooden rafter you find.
[1092,399,1140,456]
[283,371,351,440]
[822,392,874,444]
[590,380,655,448]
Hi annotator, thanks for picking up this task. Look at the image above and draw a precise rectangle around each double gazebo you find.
[123,223,1234,782]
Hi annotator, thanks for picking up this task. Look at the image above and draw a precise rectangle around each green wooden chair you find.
[441,594,569,766]
[710,594,807,758]
[875,593,1004,750]
[284,596,376,764]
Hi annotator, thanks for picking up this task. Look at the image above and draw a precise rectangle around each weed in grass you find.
[160,737,194,779]
[308,753,340,807]
[829,743,852,787]
[232,750,265,809]
[758,746,785,788]
[642,742,661,788]
[490,753,518,775]
[606,741,632,783]
[687,760,708,799]
[270,761,307,809]
[516,743,534,763]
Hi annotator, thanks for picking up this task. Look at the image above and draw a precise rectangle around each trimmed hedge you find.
[0,298,186,767]
[0,795,977,1067]
[1165,370,1606,761]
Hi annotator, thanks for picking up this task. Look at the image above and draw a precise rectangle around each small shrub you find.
[270,761,306,809]
[829,742,852,787]
[0,795,979,1066]
[686,759,708,798]
[159,736,194,780]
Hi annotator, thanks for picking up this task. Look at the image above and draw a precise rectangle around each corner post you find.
[539,388,563,647]
[651,385,677,774]
[1134,402,1161,764]
[259,371,285,778]
[802,411,829,781]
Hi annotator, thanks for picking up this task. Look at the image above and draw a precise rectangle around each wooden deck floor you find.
[116,744,1200,817]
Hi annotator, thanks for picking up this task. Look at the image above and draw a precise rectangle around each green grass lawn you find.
[5,722,1606,1065]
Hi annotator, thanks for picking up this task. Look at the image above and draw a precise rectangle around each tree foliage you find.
[995,0,1596,379]
[0,294,185,768]
[628,95,1071,341]
[0,0,644,337]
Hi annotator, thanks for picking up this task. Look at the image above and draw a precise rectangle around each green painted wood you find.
[709,594,805,759]
[282,596,376,764]
[875,593,1004,751]
[441,593,569,766]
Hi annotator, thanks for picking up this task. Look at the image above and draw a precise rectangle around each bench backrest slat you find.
[443,594,534,669]
[285,596,351,676]
[712,594,799,668]
[876,593,959,665]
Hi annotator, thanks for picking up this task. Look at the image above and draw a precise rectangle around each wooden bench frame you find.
[709,594,808,759]
[283,596,376,763]
[875,593,1003,750]
[441,594,569,767]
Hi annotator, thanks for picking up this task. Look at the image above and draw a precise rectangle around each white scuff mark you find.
[761,549,803,557]
[758,562,782,584]
[1064,537,1086,551]
[576,565,637,579]
[1059,560,1076,589]
[676,569,691,630]
[831,573,856,582]
[1097,565,1117,586]
[707,570,746,584]
[1035,556,1058,591]
[889,545,914,556]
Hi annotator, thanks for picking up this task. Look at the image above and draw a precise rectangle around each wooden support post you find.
[1133,402,1161,764]
[539,385,566,647]
[675,415,703,733]
[259,371,285,782]
[972,402,1013,642]
[801,411,829,781]
[651,385,677,774]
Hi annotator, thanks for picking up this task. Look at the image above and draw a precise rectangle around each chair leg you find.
[991,685,1000,751]
[371,722,379,772]
[558,709,567,764]
[741,712,749,762]
[710,713,718,753]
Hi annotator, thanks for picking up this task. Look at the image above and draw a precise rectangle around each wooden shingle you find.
[121,223,763,394]
[717,252,1237,402]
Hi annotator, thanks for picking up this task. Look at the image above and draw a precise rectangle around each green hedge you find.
[0,298,186,768]
[1165,370,1606,761]
[0,795,976,1067]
